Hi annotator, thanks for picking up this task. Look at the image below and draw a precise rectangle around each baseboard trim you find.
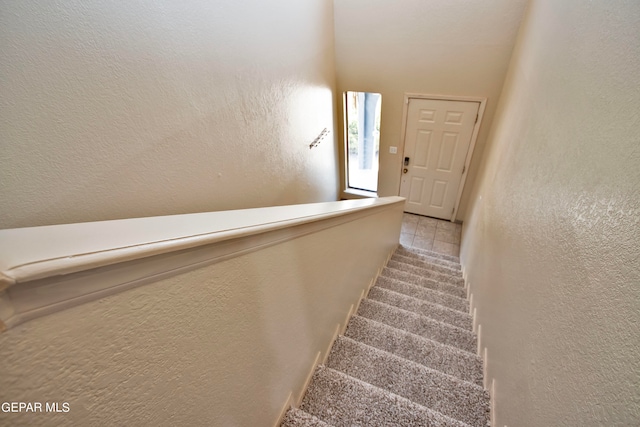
[296,350,323,407]
[273,392,295,427]
[284,244,395,417]
[490,378,497,427]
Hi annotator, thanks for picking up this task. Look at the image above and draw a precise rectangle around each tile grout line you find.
[401,214,461,257]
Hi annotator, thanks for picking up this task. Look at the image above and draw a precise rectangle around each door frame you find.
[398,93,487,221]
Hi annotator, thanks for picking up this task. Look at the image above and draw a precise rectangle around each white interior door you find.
[399,98,479,220]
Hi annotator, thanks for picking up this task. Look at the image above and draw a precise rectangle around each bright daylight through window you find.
[345,91,382,192]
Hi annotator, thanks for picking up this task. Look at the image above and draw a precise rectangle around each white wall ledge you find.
[341,188,378,199]
[0,197,404,330]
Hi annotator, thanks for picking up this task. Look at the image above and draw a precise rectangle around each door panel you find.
[430,180,447,208]
[444,111,464,124]
[399,98,479,219]
[419,109,436,122]
[437,132,459,171]
[408,177,425,203]
[414,131,431,167]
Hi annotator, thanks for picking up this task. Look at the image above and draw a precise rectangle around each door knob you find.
[403,168,408,174]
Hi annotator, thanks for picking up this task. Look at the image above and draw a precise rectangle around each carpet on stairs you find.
[280,246,489,427]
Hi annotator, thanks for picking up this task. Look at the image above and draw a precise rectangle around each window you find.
[345,91,382,192]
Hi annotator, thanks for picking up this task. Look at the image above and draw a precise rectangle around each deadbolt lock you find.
[403,168,408,174]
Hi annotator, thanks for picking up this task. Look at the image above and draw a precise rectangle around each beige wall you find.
[461,1,640,425]
[0,200,403,426]
[0,0,338,229]
[333,0,527,219]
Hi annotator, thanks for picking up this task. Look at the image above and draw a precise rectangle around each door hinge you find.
[475,113,479,124]
[462,164,466,175]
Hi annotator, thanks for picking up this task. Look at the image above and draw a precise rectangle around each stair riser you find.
[300,366,468,427]
[327,337,490,427]
[345,316,484,386]
[368,287,472,330]
[397,246,461,264]
[358,299,477,353]
[387,259,465,287]
[382,267,466,299]
[375,276,469,313]
[396,248,461,269]
[391,254,463,277]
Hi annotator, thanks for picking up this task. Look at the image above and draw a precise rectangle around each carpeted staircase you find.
[280,244,490,427]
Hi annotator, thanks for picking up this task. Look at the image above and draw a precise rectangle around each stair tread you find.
[281,408,335,427]
[398,245,461,264]
[300,366,472,427]
[391,253,463,277]
[396,246,461,268]
[391,249,462,277]
[327,336,490,427]
[358,299,477,353]
[344,315,484,386]
[387,259,465,287]
[368,286,472,331]
[376,276,469,313]
[382,267,467,299]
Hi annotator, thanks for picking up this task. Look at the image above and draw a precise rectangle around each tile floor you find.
[400,213,462,257]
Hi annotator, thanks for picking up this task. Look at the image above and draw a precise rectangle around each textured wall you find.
[333,0,527,219]
[0,202,403,426]
[461,1,640,426]
[0,0,338,229]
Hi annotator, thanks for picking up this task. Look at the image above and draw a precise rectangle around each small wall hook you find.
[309,128,330,149]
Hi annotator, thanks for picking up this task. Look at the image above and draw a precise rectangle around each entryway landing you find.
[400,213,461,257]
